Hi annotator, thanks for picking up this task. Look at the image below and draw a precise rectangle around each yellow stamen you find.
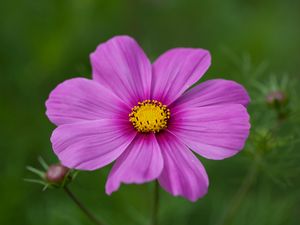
[129,100,170,133]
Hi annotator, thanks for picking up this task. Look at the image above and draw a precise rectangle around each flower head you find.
[46,36,250,201]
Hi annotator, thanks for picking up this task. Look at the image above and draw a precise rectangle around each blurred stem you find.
[64,187,106,225]
[218,164,258,225]
[152,181,160,225]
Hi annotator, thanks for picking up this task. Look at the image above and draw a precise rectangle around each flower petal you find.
[169,104,250,160]
[105,133,163,194]
[46,78,130,126]
[90,35,152,107]
[171,79,250,110]
[51,119,136,170]
[151,48,211,105]
[157,131,209,202]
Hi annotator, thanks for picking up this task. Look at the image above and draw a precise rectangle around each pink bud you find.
[266,91,287,106]
[46,164,69,183]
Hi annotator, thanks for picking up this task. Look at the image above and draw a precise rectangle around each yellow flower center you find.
[129,100,170,133]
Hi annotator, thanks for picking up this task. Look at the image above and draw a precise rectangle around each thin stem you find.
[217,164,258,225]
[152,181,160,225]
[64,186,106,225]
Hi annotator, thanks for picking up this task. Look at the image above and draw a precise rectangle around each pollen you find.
[129,100,171,133]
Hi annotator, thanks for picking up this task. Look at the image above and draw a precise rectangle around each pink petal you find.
[169,104,250,160]
[51,119,136,170]
[46,78,130,126]
[106,133,163,194]
[157,131,209,202]
[171,79,250,111]
[151,48,211,105]
[90,36,152,107]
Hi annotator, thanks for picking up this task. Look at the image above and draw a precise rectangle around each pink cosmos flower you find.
[46,36,250,201]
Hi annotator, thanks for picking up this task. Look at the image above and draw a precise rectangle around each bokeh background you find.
[1,0,300,224]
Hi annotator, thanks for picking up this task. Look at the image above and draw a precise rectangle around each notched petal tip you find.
[151,47,212,105]
[104,134,163,195]
[105,182,117,196]
[90,35,138,53]
[171,79,251,110]
[169,103,251,160]
[167,179,209,202]
[157,131,209,202]
[90,35,152,105]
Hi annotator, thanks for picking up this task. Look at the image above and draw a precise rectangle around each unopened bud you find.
[266,91,287,107]
[46,164,69,183]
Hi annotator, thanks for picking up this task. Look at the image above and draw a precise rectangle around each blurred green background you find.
[1,0,300,224]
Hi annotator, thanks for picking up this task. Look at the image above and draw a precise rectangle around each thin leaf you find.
[38,156,48,170]
[24,178,47,186]
[26,166,45,179]
[42,184,50,191]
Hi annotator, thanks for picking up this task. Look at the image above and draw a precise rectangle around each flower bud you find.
[266,91,287,107]
[46,164,69,183]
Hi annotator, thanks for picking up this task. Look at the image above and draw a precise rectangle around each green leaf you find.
[26,166,45,179]
[38,156,49,170]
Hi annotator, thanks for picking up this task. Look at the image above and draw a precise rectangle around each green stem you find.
[152,181,160,225]
[217,164,258,225]
[64,187,106,225]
